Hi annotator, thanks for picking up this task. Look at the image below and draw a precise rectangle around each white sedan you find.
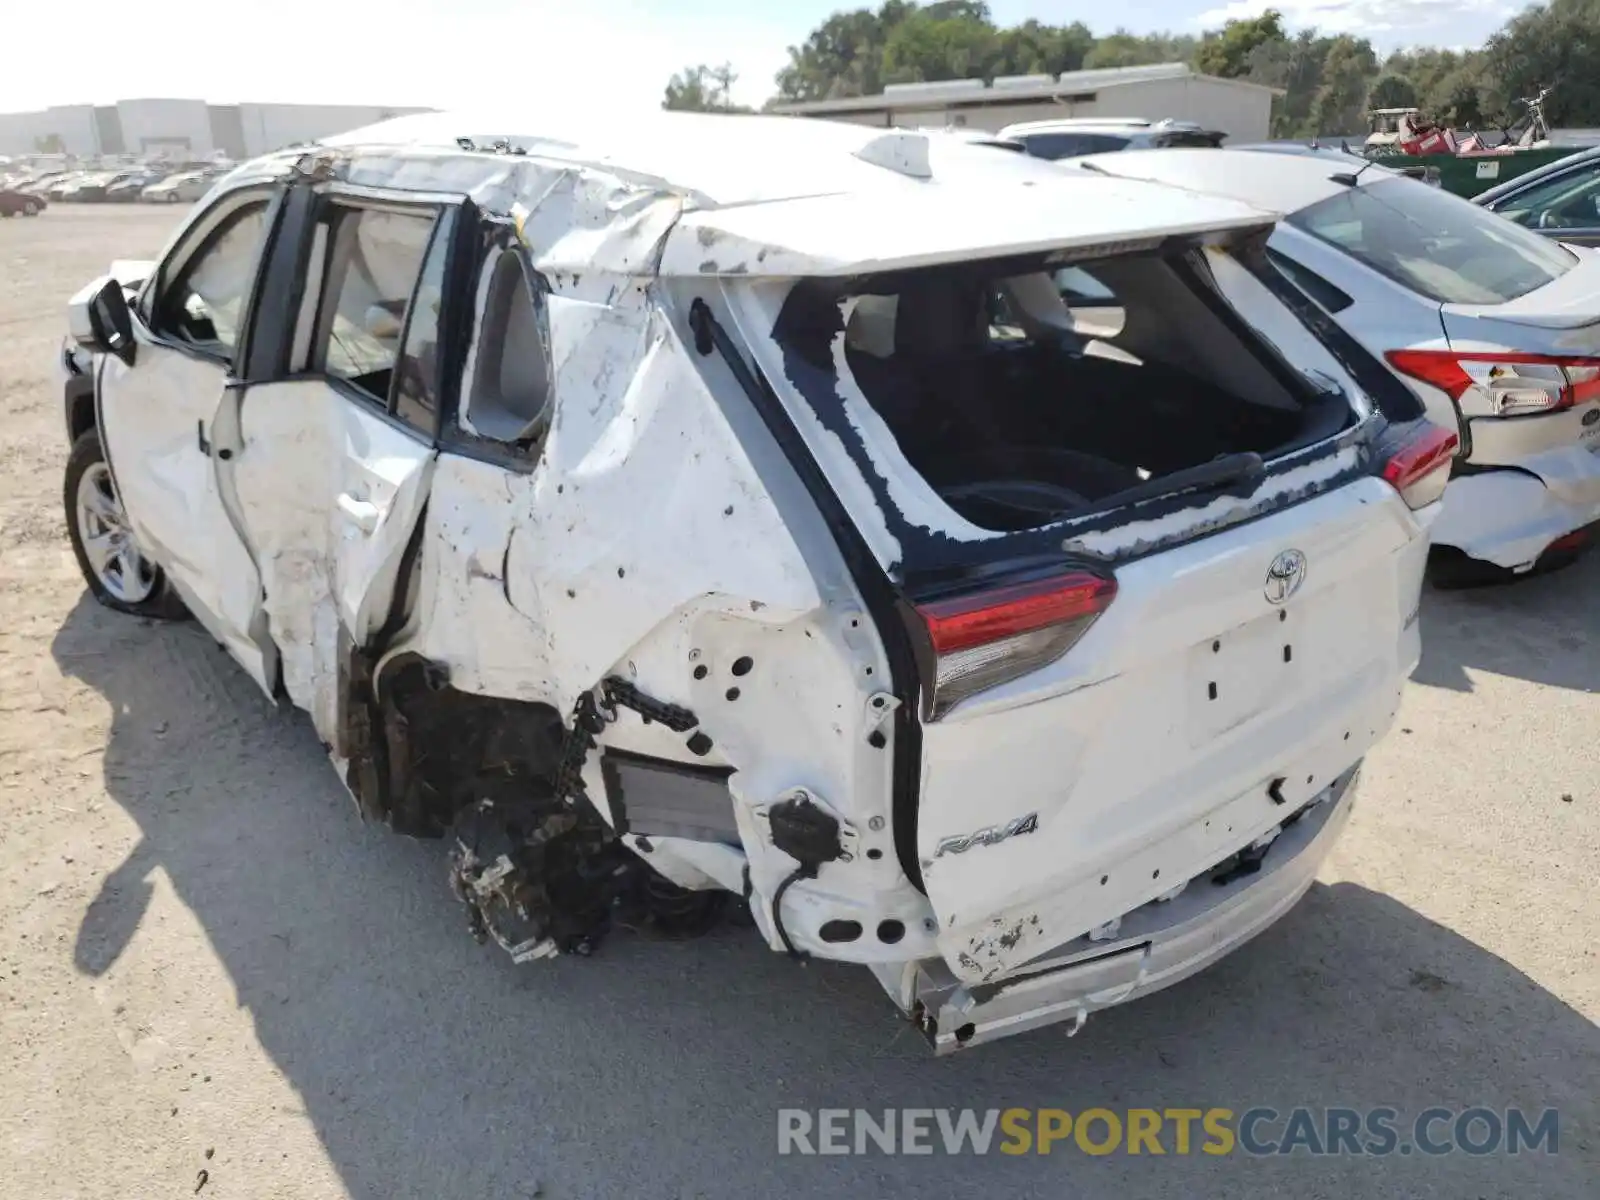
[1073,148,1600,578]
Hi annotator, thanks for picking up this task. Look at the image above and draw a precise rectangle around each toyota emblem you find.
[1264,549,1307,605]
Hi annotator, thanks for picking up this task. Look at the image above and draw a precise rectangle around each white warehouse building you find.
[771,63,1279,143]
[0,98,432,159]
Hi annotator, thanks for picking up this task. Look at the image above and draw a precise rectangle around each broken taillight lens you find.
[1379,419,1459,510]
[1385,349,1600,417]
[915,571,1117,718]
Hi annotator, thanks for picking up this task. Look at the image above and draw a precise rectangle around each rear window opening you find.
[773,247,1354,533]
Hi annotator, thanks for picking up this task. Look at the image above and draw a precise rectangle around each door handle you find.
[336,492,380,534]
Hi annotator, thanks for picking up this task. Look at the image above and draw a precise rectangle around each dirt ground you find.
[1,205,1596,1200]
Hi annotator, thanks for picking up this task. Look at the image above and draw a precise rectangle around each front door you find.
[98,188,282,693]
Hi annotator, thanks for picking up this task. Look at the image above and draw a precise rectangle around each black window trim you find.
[1488,158,1600,213]
[252,181,477,448]
[305,197,445,420]
[1266,247,1355,314]
[432,229,551,475]
[390,209,458,437]
[140,183,287,372]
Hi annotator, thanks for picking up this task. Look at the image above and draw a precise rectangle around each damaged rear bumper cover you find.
[908,768,1358,1053]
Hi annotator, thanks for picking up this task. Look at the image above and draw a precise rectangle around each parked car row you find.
[51,111,1596,1056]
[1,162,230,207]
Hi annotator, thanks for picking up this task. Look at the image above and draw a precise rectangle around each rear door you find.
[216,185,461,744]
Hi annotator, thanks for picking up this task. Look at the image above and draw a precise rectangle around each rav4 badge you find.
[934,812,1040,858]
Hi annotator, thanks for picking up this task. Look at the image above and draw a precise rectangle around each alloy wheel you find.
[75,462,156,603]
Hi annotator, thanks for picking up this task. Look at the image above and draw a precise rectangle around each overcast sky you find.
[0,0,1527,115]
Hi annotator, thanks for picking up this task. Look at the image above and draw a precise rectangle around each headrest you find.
[893,276,987,359]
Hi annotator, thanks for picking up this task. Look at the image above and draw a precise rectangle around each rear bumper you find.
[901,767,1358,1054]
[1434,448,1600,569]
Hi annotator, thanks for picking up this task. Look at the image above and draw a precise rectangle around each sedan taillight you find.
[914,571,1116,718]
[1386,348,1600,417]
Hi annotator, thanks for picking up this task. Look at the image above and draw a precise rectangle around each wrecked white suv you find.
[60,112,1452,1052]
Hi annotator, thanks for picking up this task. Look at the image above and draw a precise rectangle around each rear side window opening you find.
[773,245,1357,535]
[1289,177,1576,305]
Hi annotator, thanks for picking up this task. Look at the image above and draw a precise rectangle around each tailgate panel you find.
[916,477,1425,984]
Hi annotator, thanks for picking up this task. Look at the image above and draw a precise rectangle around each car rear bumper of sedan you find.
[1433,444,1600,569]
[883,768,1358,1054]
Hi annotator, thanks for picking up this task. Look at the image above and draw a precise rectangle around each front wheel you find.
[23,201,40,216]
[64,431,189,619]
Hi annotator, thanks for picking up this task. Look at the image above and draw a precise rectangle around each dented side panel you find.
[230,379,435,745]
[502,301,821,709]
[385,288,937,960]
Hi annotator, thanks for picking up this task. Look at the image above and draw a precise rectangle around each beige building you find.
[771,63,1278,143]
[0,98,431,159]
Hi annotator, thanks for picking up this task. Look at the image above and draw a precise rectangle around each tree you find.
[706,0,1600,127]
[663,64,751,112]
[1485,0,1600,127]
[1309,36,1378,136]
[1430,66,1493,129]
[1194,10,1286,79]
[994,19,1094,77]
[881,6,1000,83]
[774,2,916,101]
[1083,30,1195,69]
[1367,73,1418,111]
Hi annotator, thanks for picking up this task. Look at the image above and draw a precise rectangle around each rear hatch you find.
[699,183,1452,985]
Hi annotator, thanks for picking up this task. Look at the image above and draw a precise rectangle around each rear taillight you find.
[914,571,1116,718]
[1386,349,1600,417]
[1379,419,1458,510]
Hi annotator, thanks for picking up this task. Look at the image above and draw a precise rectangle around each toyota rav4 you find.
[59,111,1450,1051]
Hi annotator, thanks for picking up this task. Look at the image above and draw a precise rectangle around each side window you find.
[393,211,456,433]
[1267,249,1354,314]
[1017,132,1086,161]
[311,204,439,410]
[1495,167,1600,230]
[155,200,271,361]
[459,248,552,447]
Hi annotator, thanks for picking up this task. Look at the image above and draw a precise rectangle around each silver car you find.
[140,170,215,203]
[1074,148,1600,577]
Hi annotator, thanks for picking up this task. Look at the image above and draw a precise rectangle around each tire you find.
[22,201,39,216]
[64,431,190,619]
[165,192,181,203]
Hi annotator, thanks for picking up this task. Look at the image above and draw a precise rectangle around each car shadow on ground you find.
[1413,549,1600,694]
[52,596,1599,1200]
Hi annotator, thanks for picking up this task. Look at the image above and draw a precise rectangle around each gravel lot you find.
[1,205,1596,1200]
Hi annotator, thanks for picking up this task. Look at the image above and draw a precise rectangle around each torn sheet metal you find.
[336,149,685,282]
[501,305,822,713]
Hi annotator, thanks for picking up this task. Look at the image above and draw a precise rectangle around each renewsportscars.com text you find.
[777,1106,1559,1157]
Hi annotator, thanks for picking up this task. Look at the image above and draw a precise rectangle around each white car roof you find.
[1067,148,1405,215]
[313,110,1282,278]
[325,109,1081,206]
